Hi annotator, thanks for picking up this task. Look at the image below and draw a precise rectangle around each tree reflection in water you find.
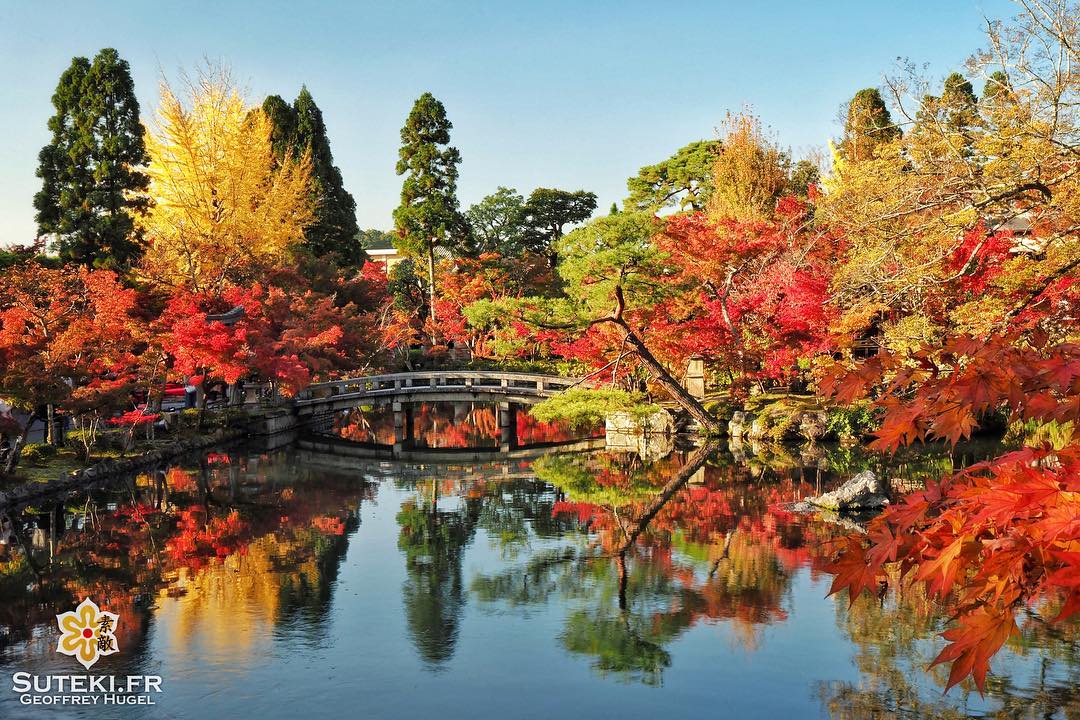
[820,583,1080,719]
[396,476,480,667]
[473,440,828,684]
[0,450,367,659]
[1,440,1076,717]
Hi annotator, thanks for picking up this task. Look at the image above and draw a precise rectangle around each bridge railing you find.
[293,371,583,405]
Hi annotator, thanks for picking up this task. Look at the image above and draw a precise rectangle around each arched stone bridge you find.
[292,371,588,457]
[293,371,582,416]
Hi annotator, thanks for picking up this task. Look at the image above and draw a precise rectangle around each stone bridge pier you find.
[392,401,414,452]
[497,401,517,452]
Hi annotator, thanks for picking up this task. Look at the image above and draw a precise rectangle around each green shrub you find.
[1004,418,1074,449]
[824,403,878,440]
[530,388,660,429]
[20,443,57,466]
[67,429,92,446]
[67,428,126,449]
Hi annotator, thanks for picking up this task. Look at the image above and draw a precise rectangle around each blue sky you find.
[0,0,1015,246]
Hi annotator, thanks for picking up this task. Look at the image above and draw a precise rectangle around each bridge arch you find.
[293,371,582,416]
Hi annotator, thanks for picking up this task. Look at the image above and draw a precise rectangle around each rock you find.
[748,414,769,440]
[728,411,750,438]
[805,470,889,511]
[606,410,675,461]
[798,411,828,442]
[605,410,674,436]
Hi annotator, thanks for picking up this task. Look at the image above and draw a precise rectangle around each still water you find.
[0,403,1076,719]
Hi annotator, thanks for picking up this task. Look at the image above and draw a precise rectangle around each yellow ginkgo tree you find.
[138,68,314,294]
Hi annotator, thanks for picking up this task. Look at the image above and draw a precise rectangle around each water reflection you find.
[333,401,591,449]
[396,476,479,667]
[0,436,1075,719]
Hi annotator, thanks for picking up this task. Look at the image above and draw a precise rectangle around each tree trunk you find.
[615,320,721,433]
[617,439,718,554]
[46,404,57,446]
[427,245,437,324]
[195,388,209,430]
[3,413,38,476]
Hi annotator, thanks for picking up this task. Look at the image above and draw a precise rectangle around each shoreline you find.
[0,428,247,512]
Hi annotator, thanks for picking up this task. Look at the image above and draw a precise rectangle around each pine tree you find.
[261,94,297,159]
[841,88,901,161]
[982,70,1011,103]
[519,188,597,267]
[393,92,468,323]
[34,48,149,269]
[941,72,978,131]
[262,87,361,265]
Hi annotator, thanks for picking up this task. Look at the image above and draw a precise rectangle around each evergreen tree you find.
[519,188,597,267]
[466,187,527,256]
[357,228,396,250]
[789,159,820,198]
[34,48,149,269]
[982,70,1012,105]
[841,88,901,161]
[262,87,362,265]
[624,140,720,213]
[393,92,468,323]
[941,72,978,131]
[261,94,297,159]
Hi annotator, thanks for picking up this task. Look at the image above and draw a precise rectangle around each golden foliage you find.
[707,111,790,222]
[138,69,314,293]
[819,3,1080,342]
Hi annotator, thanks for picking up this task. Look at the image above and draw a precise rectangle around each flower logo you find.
[56,598,119,669]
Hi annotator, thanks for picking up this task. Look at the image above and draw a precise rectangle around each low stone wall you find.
[245,408,303,436]
[0,428,245,511]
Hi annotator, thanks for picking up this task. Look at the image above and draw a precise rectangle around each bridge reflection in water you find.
[296,374,602,461]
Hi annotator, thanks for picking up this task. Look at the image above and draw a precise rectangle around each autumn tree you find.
[393,93,468,324]
[34,48,149,269]
[822,333,1080,692]
[155,268,377,424]
[474,212,721,431]
[0,263,139,470]
[432,252,552,355]
[263,87,362,264]
[654,198,837,388]
[624,140,721,213]
[820,1,1080,350]
[706,112,790,222]
[519,188,597,267]
[138,68,314,294]
[819,2,1080,691]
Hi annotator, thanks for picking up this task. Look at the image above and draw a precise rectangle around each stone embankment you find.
[0,408,303,511]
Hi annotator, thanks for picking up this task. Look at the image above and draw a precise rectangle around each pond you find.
[0,402,1076,719]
